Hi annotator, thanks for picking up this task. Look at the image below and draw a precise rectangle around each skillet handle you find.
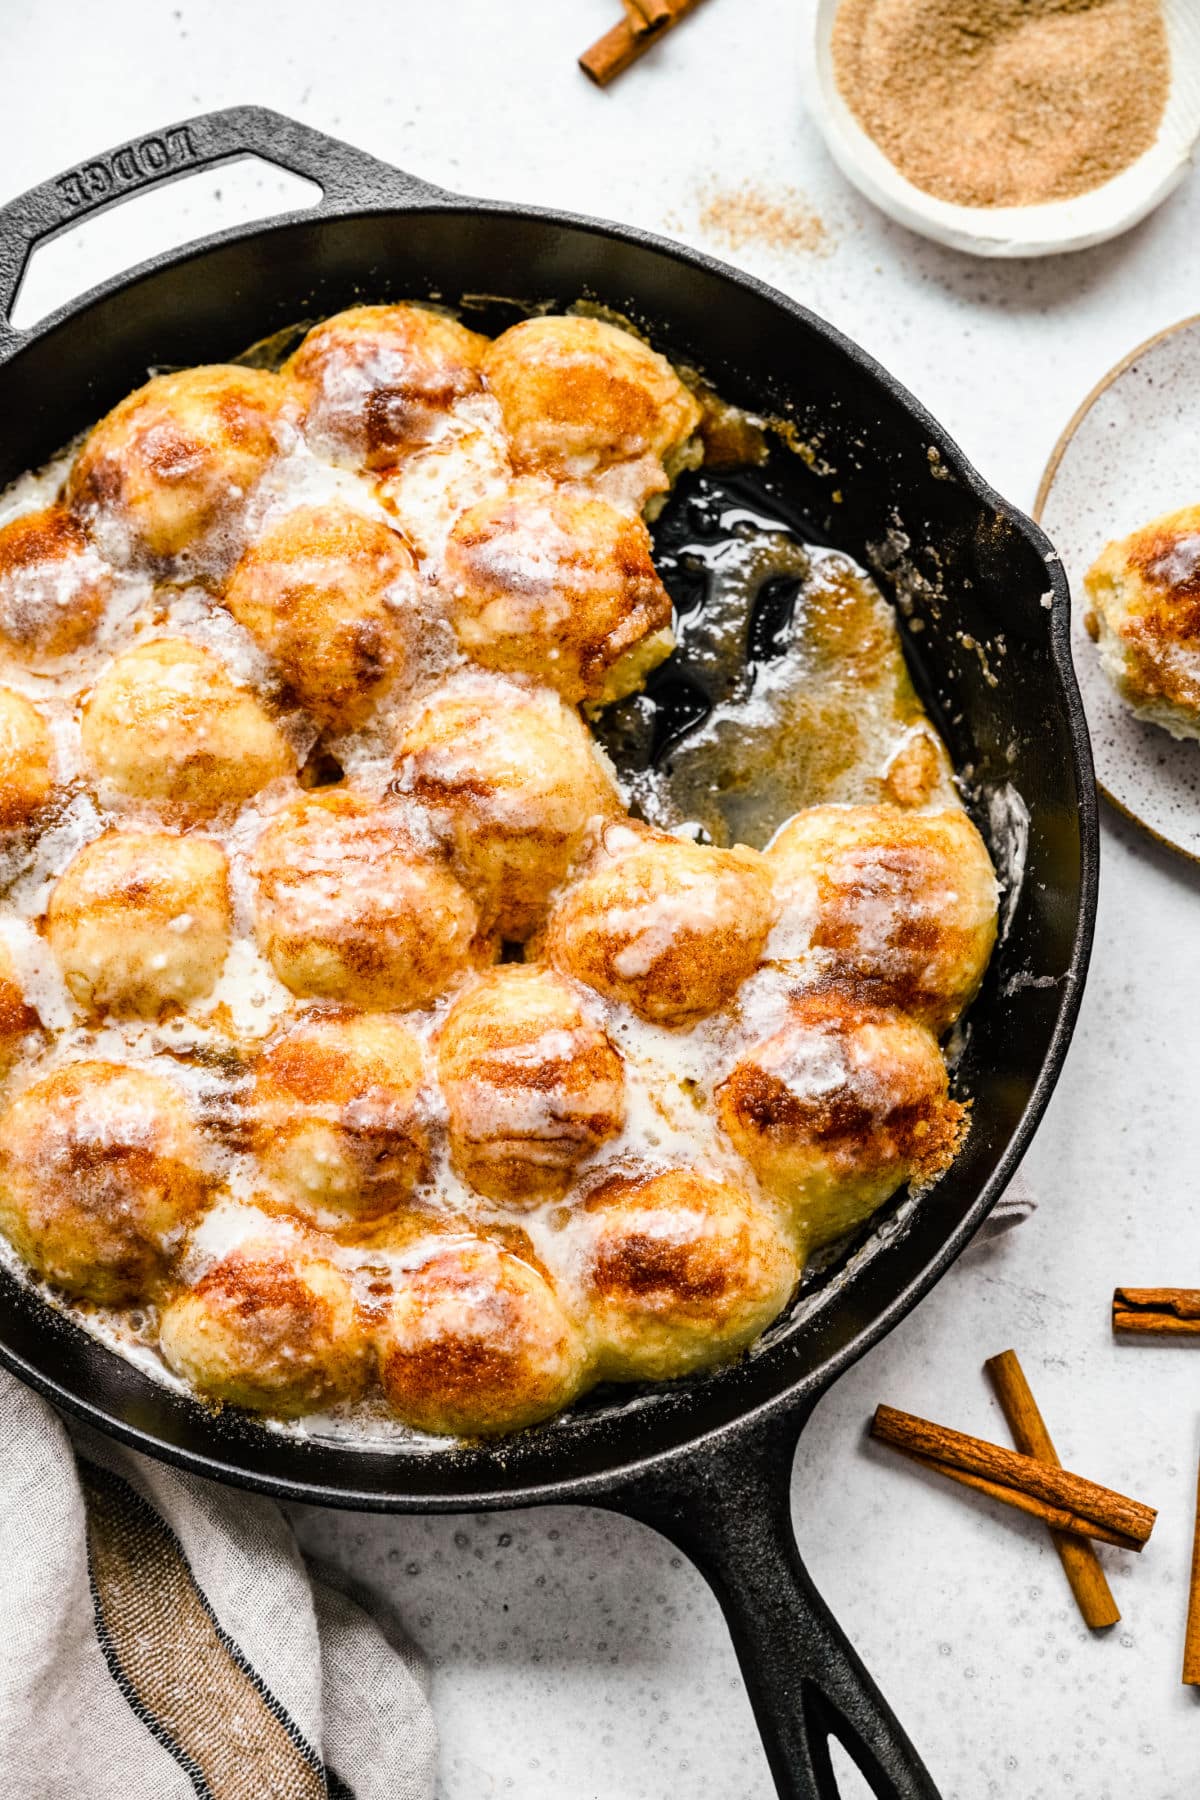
[604,1407,940,1800]
[0,105,448,343]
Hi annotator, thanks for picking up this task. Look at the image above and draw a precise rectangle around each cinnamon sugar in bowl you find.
[805,0,1200,256]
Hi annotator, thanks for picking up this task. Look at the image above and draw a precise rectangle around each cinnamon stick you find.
[871,1405,1157,1550]
[1112,1287,1200,1336]
[985,1350,1120,1628]
[885,1445,1145,1550]
[624,0,673,28]
[1184,1445,1200,1685]
[580,0,708,88]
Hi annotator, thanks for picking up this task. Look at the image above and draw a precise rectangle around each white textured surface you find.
[2,3,1200,1795]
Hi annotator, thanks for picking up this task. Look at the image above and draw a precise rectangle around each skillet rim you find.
[0,182,1099,1510]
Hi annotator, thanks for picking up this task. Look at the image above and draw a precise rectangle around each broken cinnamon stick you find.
[1185,1446,1200,1685]
[624,0,673,29]
[985,1350,1120,1629]
[580,0,708,88]
[871,1404,1157,1550]
[1112,1287,1200,1336]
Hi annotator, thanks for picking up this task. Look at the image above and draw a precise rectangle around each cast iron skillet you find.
[0,108,1097,1800]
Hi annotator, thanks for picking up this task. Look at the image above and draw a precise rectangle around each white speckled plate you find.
[1035,315,1200,863]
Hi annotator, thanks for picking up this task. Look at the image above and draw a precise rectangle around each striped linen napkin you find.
[0,1368,436,1800]
[977,1167,1037,1240]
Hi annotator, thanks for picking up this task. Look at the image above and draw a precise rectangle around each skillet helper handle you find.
[609,1409,940,1800]
[0,105,448,345]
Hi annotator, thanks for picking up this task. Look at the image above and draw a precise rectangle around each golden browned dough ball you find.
[442,478,674,706]
[482,315,702,501]
[46,830,231,1017]
[376,1235,588,1436]
[717,990,965,1253]
[543,823,777,1028]
[223,503,418,726]
[767,805,998,1034]
[0,505,112,659]
[66,367,297,566]
[0,687,53,828]
[578,1167,799,1381]
[1084,504,1200,739]
[0,942,40,1075]
[285,303,489,469]
[393,674,623,940]
[81,637,295,819]
[159,1236,370,1415]
[253,790,490,1010]
[253,1012,428,1231]
[437,965,625,1204]
[0,1061,209,1302]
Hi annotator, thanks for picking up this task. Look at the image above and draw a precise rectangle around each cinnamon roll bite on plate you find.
[1084,504,1200,740]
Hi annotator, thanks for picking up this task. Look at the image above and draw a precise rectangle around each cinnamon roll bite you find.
[443,478,674,705]
[0,1062,211,1303]
[766,804,998,1034]
[67,366,298,570]
[223,502,419,727]
[0,505,111,659]
[483,315,702,511]
[577,1167,800,1381]
[160,1233,371,1415]
[376,1234,589,1437]
[287,303,489,468]
[46,830,231,1018]
[543,822,777,1028]
[82,638,295,819]
[252,1011,429,1232]
[252,789,491,1010]
[718,990,965,1253]
[0,687,54,828]
[437,964,625,1204]
[392,672,622,940]
[1084,503,1200,740]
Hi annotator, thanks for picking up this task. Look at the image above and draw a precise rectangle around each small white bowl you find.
[805,0,1200,258]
